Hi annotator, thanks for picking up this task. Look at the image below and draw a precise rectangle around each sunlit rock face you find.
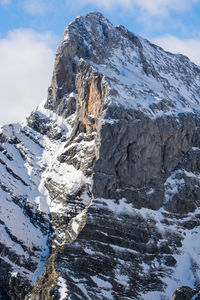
[1,12,200,300]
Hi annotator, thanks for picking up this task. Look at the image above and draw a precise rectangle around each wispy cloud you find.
[21,0,48,15]
[70,0,198,15]
[0,0,11,5]
[132,0,197,15]
[0,0,50,14]
[0,29,55,124]
[15,0,198,16]
[2,0,198,20]
[152,35,200,65]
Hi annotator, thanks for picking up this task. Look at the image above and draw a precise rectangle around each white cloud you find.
[152,35,200,65]
[71,0,198,15]
[21,0,48,15]
[132,0,197,15]
[1,0,198,17]
[0,29,55,125]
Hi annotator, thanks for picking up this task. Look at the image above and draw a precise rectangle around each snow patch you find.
[164,170,185,204]
[58,276,69,300]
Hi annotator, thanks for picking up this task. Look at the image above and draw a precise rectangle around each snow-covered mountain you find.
[0,12,200,300]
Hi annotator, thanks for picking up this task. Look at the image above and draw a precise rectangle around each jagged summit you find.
[46,11,200,121]
[69,11,111,24]
[0,12,200,300]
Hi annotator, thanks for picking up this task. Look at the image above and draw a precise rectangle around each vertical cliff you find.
[1,12,200,300]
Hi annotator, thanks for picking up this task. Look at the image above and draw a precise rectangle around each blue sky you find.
[1,0,200,124]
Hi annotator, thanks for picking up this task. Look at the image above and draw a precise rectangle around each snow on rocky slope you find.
[0,103,91,298]
[0,12,200,300]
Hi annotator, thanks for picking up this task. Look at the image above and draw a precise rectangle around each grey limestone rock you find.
[1,11,200,300]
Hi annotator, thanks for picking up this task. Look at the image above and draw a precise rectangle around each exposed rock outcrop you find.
[1,12,200,300]
[173,286,200,300]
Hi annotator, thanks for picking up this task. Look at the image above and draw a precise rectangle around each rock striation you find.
[0,12,200,299]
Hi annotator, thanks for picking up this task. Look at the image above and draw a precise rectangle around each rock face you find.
[173,286,200,300]
[1,12,200,300]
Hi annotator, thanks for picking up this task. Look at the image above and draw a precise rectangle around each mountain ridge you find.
[0,11,200,299]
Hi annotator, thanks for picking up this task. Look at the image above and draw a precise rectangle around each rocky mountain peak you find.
[62,11,116,59]
[1,12,200,300]
[46,11,200,122]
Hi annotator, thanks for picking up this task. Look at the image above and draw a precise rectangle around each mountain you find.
[0,12,200,300]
